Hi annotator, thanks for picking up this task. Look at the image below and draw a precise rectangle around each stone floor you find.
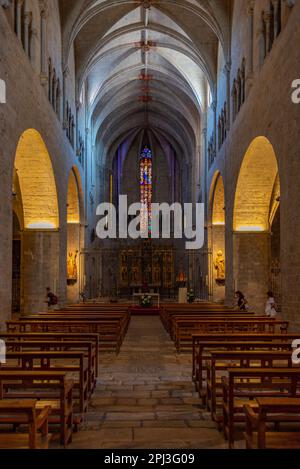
[67,317,230,449]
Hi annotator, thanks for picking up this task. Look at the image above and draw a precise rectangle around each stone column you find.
[21,230,60,314]
[233,231,271,314]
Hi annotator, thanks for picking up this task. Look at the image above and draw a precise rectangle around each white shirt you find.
[265,297,277,317]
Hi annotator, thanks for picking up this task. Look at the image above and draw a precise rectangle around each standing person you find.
[265,291,277,318]
[46,287,58,311]
[235,291,248,311]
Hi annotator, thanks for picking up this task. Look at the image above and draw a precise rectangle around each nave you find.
[68,317,226,450]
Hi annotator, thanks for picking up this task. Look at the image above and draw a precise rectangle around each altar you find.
[132,292,160,307]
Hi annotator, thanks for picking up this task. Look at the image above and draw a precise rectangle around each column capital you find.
[211,100,217,112]
[223,61,232,75]
[0,0,12,9]
[24,11,33,25]
[247,0,255,15]
[39,0,48,15]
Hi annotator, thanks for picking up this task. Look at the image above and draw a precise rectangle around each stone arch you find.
[67,167,84,303]
[13,129,60,314]
[234,136,279,232]
[233,136,280,312]
[209,172,226,302]
[14,128,59,230]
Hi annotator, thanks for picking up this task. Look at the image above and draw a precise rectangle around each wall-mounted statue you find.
[214,250,225,285]
[67,250,78,284]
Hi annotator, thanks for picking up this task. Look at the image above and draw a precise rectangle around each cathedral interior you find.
[0,0,300,452]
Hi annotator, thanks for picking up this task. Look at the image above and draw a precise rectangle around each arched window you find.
[140,146,153,235]
[269,1,275,50]
[48,58,52,102]
[232,80,237,122]
[55,79,60,119]
[52,69,56,110]
[241,59,246,103]
[237,70,242,111]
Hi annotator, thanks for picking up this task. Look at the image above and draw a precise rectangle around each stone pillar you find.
[233,231,270,314]
[21,230,60,314]
[246,0,255,92]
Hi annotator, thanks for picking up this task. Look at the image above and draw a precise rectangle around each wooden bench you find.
[1,331,99,356]
[206,350,293,423]
[160,306,245,333]
[0,400,51,449]
[4,340,97,392]
[169,314,264,341]
[1,351,89,414]
[244,397,300,449]
[192,333,300,383]
[222,368,300,448]
[6,319,123,354]
[174,319,289,352]
[194,340,294,397]
[0,371,73,446]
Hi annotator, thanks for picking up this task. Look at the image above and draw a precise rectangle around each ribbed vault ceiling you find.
[59,0,231,163]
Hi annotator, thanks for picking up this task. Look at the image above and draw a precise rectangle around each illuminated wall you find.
[14,129,59,230]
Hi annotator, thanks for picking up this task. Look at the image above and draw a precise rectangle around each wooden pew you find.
[160,305,245,333]
[0,400,51,449]
[206,350,293,423]
[6,319,123,354]
[192,333,300,383]
[1,332,99,362]
[23,312,131,343]
[194,340,294,398]
[169,314,262,341]
[4,340,97,392]
[244,398,300,449]
[1,351,89,414]
[222,368,300,448]
[174,319,289,352]
[0,371,73,446]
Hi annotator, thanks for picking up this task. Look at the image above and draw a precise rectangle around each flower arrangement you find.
[140,294,152,308]
[187,289,195,304]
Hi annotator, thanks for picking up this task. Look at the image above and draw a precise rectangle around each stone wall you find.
[0,7,84,327]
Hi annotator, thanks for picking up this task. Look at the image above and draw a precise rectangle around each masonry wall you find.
[208,1,300,325]
[0,7,85,328]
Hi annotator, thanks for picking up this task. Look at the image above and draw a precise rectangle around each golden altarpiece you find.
[119,240,174,293]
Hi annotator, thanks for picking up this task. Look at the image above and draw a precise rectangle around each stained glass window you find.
[140,146,153,235]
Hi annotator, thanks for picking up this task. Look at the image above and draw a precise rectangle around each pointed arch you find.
[14,129,59,229]
[234,136,280,232]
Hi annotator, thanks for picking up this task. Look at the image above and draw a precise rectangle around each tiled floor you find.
[68,317,229,449]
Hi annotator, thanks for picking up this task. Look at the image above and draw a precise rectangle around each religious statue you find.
[153,265,160,284]
[121,266,128,283]
[67,250,78,284]
[214,250,225,284]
